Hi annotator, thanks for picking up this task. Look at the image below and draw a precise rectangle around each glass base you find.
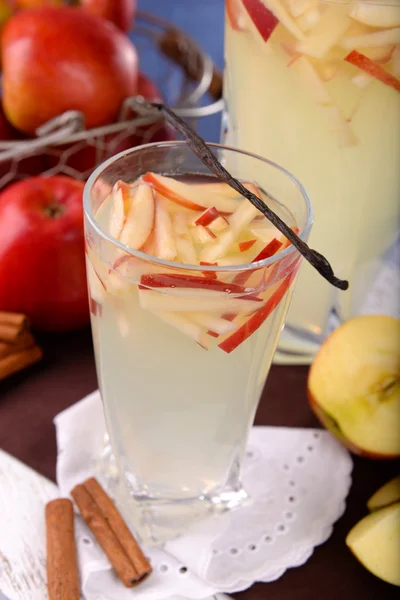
[95,437,249,546]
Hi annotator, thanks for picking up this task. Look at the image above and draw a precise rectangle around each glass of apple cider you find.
[83,141,312,544]
[224,0,400,359]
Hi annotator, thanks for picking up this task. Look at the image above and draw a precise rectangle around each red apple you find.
[79,0,136,33]
[242,0,278,42]
[42,72,172,179]
[2,7,139,136]
[0,175,89,331]
[12,0,61,7]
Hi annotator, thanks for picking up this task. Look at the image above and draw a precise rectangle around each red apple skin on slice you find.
[242,0,278,42]
[143,172,204,211]
[139,273,258,297]
[239,239,257,252]
[219,269,297,353]
[232,237,283,287]
[119,183,154,250]
[345,50,400,93]
[195,206,220,227]
[200,261,218,279]
[226,0,246,31]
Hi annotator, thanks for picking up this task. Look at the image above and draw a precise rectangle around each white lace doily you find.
[55,391,352,599]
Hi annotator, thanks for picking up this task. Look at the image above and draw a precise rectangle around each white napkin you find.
[55,391,352,599]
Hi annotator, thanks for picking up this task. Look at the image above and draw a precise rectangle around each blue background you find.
[136,0,225,142]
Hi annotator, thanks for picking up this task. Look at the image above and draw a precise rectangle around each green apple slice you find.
[367,476,400,511]
[346,503,400,586]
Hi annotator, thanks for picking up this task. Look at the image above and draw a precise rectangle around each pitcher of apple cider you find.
[223,0,400,360]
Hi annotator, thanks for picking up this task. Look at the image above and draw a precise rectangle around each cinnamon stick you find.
[71,478,152,587]
[0,311,28,329]
[46,499,80,600]
[0,345,43,381]
[0,332,35,360]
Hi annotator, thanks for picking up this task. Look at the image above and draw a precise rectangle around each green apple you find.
[367,475,400,511]
[308,315,400,459]
[346,502,400,586]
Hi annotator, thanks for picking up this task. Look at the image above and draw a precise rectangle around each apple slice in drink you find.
[200,197,260,262]
[140,272,258,295]
[341,27,400,50]
[296,6,321,33]
[349,2,400,29]
[142,172,241,213]
[239,239,257,252]
[154,197,177,260]
[173,212,197,264]
[86,259,106,304]
[191,224,217,245]
[290,55,358,147]
[226,0,247,31]
[209,215,229,232]
[345,50,400,93]
[188,311,238,335]
[295,4,351,59]
[149,309,211,349]
[119,183,155,250]
[219,271,296,353]
[194,206,220,227]
[109,180,132,239]
[392,46,400,77]
[250,221,277,242]
[243,0,305,42]
[285,0,315,19]
[138,288,262,314]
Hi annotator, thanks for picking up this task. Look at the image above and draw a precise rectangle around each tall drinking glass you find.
[83,142,312,544]
[224,0,400,359]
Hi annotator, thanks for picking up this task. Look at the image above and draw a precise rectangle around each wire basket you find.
[0,10,223,189]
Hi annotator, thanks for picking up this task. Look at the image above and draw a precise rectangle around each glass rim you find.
[83,141,314,273]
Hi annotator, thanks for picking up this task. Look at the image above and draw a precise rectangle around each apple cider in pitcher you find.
[224,0,400,353]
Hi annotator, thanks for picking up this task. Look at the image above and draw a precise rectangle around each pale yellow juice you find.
[224,0,400,346]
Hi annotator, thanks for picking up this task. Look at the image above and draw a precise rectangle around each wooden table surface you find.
[1,327,399,599]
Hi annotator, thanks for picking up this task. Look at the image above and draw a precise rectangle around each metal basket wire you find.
[0,10,223,189]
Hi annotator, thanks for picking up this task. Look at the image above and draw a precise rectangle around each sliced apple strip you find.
[154,197,177,261]
[86,259,106,303]
[219,272,295,353]
[296,4,351,59]
[243,0,305,42]
[199,198,260,263]
[226,0,247,31]
[367,476,400,511]
[142,172,241,213]
[342,27,400,50]
[349,3,400,29]
[250,221,276,243]
[191,224,217,245]
[232,237,283,287]
[346,503,400,587]
[172,212,197,265]
[217,253,252,266]
[188,312,238,335]
[149,309,211,349]
[109,180,132,240]
[392,45,400,77]
[119,183,155,251]
[209,215,229,232]
[296,6,321,33]
[139,273,257,295]
[138,288,262,314]
[194,206,220,227]
[286,0,315,19]
[345,50,400,93]
[239,239,257,252]
[290,55,358,147]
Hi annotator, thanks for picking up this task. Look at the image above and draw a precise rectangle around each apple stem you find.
[142,101,349,291]
[45,204,65,219]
